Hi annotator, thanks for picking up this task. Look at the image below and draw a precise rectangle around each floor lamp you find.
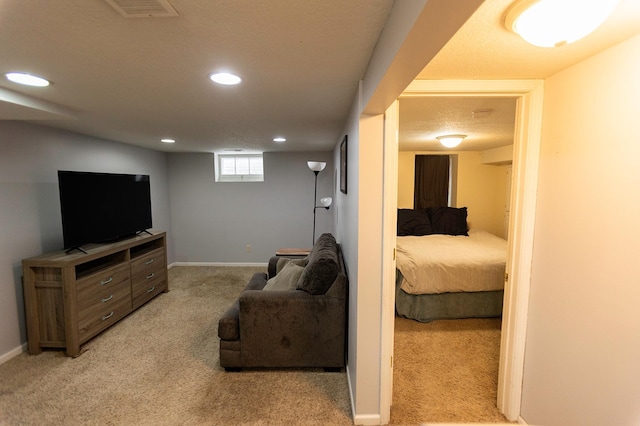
[307,161,332,246]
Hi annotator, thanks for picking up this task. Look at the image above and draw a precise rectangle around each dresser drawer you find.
[78,279,131,342]
[131,248,165,276]
[76,263,130,303]
[132,268,166,309]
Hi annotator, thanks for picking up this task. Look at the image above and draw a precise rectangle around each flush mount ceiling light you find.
[161,138,175,143]
[436,134,466,148]
[209,72,241,85]
[273,137,286,143]
[505,0,621,48]
[5,72,50,87]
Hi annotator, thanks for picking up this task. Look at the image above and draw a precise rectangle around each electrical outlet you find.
[246,245,252,253]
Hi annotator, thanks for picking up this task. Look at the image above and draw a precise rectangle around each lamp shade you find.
[320,197,332,208]
[307,161,327,172]
[436,134,466,148]
[505,0,620,48]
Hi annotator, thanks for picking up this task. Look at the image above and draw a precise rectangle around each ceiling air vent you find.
[105,0,178,18]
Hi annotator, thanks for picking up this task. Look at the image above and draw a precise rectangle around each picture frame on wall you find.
[340,135,348,194]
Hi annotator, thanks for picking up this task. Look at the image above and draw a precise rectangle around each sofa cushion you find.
[264,261,304,291]
[275,257,306,274]
[296,234,339,295]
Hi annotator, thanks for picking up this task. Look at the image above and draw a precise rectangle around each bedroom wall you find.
[397,151,508,237]
[521,34,640,426]
[167,151,334,263]
[0,121,172,363]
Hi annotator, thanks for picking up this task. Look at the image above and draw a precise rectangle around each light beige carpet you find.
[390,316,512,425]
[0,266,353,425]
[1,265,510,425]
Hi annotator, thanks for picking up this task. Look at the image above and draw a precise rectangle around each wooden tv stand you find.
[22,232,168,357]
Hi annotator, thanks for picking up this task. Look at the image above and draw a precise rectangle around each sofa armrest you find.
[238,289,346,367]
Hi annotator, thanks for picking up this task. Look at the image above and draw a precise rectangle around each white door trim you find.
[381,79,544,421]
[379,100,400,425]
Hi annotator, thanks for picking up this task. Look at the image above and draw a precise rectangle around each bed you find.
[395,207,507,323]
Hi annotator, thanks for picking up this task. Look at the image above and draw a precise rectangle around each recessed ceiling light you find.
[273,137,286,143]
[161,138,175,143]
[5,72,50,87]
[209,72,242,85]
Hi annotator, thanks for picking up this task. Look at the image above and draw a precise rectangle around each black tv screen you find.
[58,170,152,250]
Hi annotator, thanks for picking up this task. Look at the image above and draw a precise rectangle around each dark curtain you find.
[414,155,449,209]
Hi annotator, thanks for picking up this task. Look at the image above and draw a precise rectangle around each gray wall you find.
[168,151,334,263]
[0,121,171,360]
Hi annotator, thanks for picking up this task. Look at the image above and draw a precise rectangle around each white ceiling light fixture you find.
[273,137,286,143]
[209,72,242,85]
[505,0,621,48]
[5,72,50,87]
[161,138,175,143]
[436,134,466,148]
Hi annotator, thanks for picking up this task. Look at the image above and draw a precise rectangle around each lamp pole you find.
[312,170,319,246]
[307,161,331,246]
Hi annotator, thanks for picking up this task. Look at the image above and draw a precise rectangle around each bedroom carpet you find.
[391,316,512,424]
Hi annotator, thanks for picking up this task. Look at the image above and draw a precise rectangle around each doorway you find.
[393,95,516,422]
[379,79,544,424]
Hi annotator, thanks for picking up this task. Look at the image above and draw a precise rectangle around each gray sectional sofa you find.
[218,233,347,370]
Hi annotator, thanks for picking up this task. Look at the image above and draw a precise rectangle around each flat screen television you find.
[58,170,153,251]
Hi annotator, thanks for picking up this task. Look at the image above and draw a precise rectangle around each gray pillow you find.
[296,247,339,295]
[275,257,306,274]
[264,262,304,291]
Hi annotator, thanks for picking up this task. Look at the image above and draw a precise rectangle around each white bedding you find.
[396,230,507,295]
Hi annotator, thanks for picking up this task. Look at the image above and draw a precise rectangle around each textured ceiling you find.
[2,0,639,154]
[419,0,640,80]
[398,0,640,153]
[0,0,394,153]
[399,97,516,152]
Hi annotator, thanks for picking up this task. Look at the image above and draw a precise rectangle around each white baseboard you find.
[168,261,268,269]
[347,367,382,425]
[0,342,27,365]
[353,414,381,425]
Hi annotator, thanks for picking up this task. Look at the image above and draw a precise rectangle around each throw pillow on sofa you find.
[275,257,306,274]
[264,261,305,291]
[296,248,338,295]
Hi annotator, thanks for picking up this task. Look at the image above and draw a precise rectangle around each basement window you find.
[215,153,264,182]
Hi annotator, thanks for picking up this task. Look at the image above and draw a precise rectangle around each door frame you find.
[380,79,544,422]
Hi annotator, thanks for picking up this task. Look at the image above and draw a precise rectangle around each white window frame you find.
[214,153,264,182]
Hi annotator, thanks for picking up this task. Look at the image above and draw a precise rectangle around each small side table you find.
[275,248,310,257]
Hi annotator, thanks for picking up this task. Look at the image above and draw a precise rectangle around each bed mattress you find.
[396,230,507,295]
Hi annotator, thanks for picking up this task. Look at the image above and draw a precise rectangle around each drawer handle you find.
[102,311,114,321]
[146,286,156,294]
[146,273,155,280]
[101,294,113,303]
[145,258,155,265]
[100,277,113,286]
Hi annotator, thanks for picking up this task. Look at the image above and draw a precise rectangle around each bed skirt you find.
[395,271,504,323]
